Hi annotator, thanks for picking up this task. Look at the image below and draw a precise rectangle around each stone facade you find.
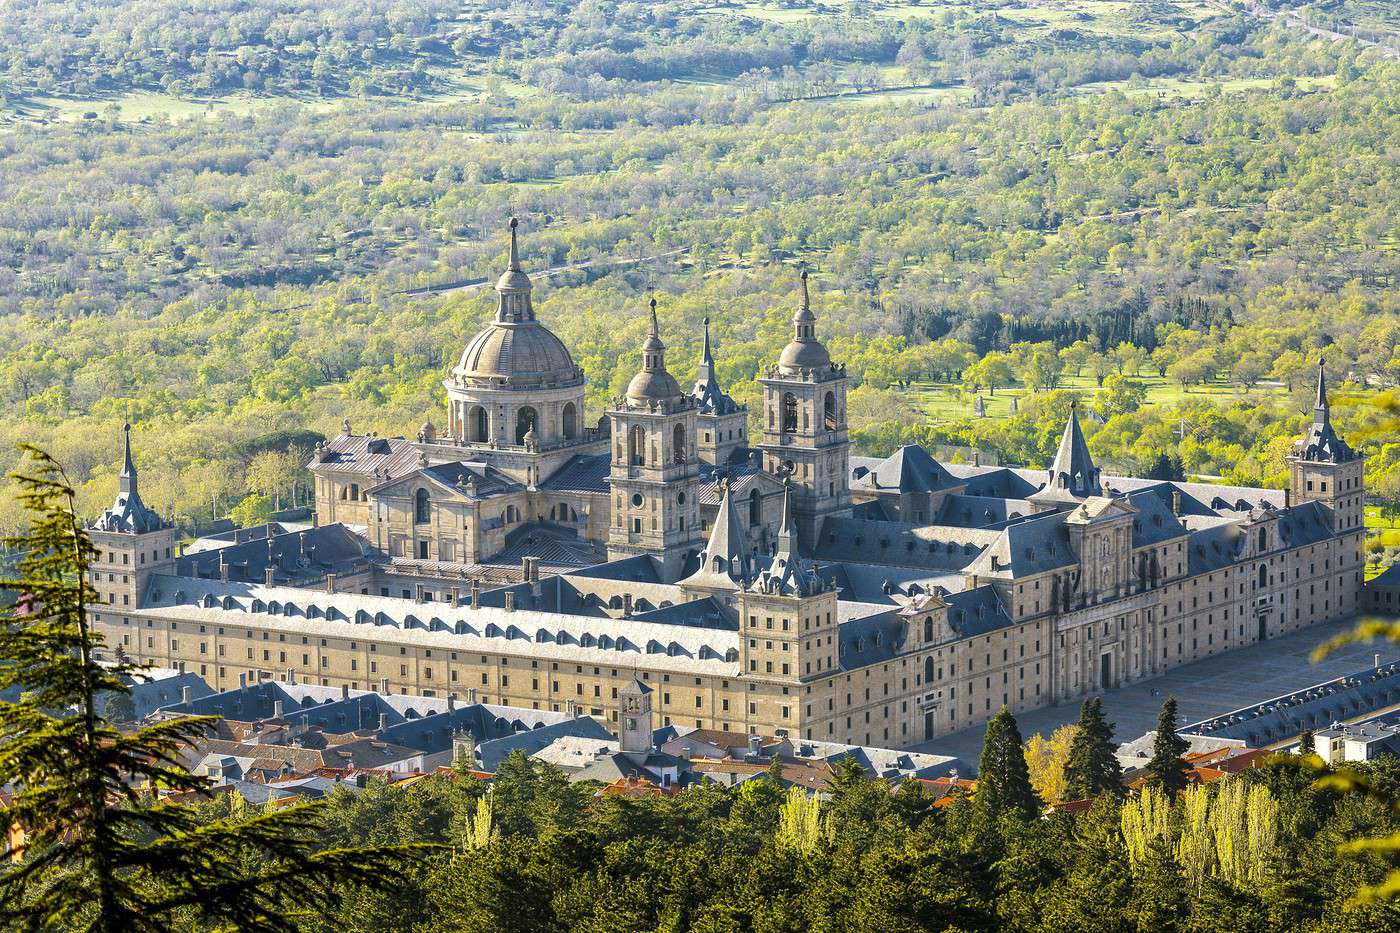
[88,224,1369,749]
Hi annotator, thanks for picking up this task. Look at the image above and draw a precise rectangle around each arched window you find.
[562,402,577,439]
[673,424,686,463]
[515,407,537,445]
[749,488,761,526]
[782,393,798,433]
[1257,528,1267,552]
[628,425,645,466]
[923,617,933,642]
[1258,564,1268,589]
[468,405,488,442]
[414,488,430,525]
[824,391,837,431]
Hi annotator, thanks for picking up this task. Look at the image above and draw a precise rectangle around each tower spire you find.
[1314,357,1329,421]
[649,296,659,339]
[798,269,810,313]
[776,479,797,556]
[494,217,533,323]
[507,216,521,271]
[701,316,714,367]
[119,422,136,495]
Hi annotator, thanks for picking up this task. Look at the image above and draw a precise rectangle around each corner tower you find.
[88,424,177,613]
[606,299,704,581]
[757,272,850,541]
[1288,360,1363,533]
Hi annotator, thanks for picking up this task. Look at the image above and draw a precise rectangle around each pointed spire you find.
[507,216,521,270]
[1036,401,1100,500]
[1314,357,1329,420]
[776,479,797,556]
[494,216,533,322]
[692,314,739,414]
[701,316,714,367]
[680,479,754,590]
[119,422,136,494]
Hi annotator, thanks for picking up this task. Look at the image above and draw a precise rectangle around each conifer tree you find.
[1063,696,1124,800]
[0,445,420,931]
[1145,696,1191,795]
[975,707,1041,821]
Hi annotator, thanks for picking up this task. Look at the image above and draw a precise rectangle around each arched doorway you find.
[468,405,488,443]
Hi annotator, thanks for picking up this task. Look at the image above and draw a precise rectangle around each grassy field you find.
[900,373,1293,421]
[1074,74,1338,100]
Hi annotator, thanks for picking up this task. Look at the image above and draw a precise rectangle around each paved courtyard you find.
[913,618,1400,770]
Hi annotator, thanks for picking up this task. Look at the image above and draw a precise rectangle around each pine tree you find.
[1145,696,1191,795]
[1063,696,1124,800]
[0,445,421,931]
[975,707,1041,821]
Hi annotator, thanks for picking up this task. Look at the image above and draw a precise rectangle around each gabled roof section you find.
[749,484,826,598]
[309,433,420,481]
[540,453,611,493]
[963,512,1076,579]
[851,444,962,495]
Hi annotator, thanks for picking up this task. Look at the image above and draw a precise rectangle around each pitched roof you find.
[1293,360,1356,464]
[680,481,757,591]
[93,424,166,534]
[851,444,962,495]
[1029,404,1101,503]
[308,433,421,480]
[540,453,611,493]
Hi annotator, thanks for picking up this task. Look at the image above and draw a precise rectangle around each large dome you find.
[454,321,582,388]
[450,218,584,389]
[624,299,686,406]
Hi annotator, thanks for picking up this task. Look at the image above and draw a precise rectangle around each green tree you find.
[1063,696,1124,800]
[100,690,136,724]
[0,445,419,931]
[1145,696,1191,795]
[230,493,275,528]
[975,707,1040,821]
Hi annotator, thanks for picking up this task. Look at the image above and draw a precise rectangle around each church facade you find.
[87,222,1367,749]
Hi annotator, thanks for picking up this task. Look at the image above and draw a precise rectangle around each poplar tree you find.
[1145,696,1191,795]
[976,707,1041,821]
[1063,696,1124,800]
[0,445,419,932]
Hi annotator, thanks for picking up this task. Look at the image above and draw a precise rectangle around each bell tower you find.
[758,272,851,542]
[619,678,654,753]
[606,299,705,581]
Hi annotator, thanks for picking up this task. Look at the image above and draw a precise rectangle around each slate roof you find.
[1294,361,1356,464]
[403,460,523,499]
[681,482,758,591]
[697,459,776,506]
[484,523,608,570]
[1028,404,1101,503]
[474,716,615,773]
[944,587,1015,638]
[691,317,743,416]
[540,453,612,493]
[309,433,422,482]
[934,494,1033,529]
[174,523,368,586]
[814,516,997,572]
[963,512,1077,579]
[851,444,962,495]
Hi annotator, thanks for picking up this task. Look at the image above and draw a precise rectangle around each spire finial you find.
[799,269,810,311]
[649,296,658,336]
[701,316,713,363]
[507,217,520,271]
[121,422,135,477]
[1315,357,1329,418]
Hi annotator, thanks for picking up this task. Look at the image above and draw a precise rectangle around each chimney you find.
[286,667,295,684]
[264,566,276,587]
[447,695,456,712]
[273,700,284,719]
[1284,487,1291,508]
[565,700,579,718]
[622,593,633,618]
[973,451,981,467]
[504,591,515,613]
[450,586,460,605]
[379,677,389,694]
[219,560,229,583]
[470,580,481,610]
[326,573,337,594]
[748,734,762,758]
[521,556,532,582]
[467,687,478,703]
[312,513,319,528]
[181,685,193,705]
[340,683,349,700]
[378,712,388,732]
